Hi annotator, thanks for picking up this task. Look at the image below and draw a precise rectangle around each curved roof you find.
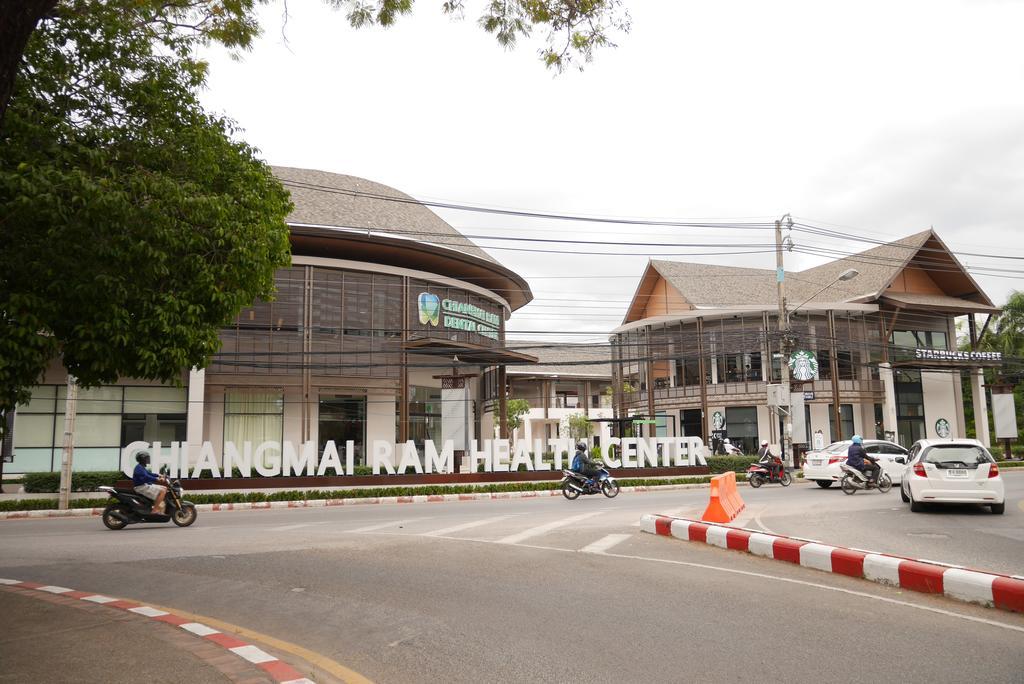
[273,167,533,310]
[273,167,496,263]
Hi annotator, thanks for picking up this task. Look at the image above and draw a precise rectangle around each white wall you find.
[922,370,960,439]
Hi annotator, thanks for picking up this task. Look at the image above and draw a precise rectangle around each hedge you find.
[0,474,738,512]
[22,471,125,493]
[706,456,759,473]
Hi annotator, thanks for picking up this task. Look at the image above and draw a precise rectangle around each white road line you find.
[496,511,605,545]
[229,644,277,664]
[129,606,169,617]
[634,507,691,526]
[348,518,424,533]
[82,595,116,604]
[580,533,632,555]
[37,585,73,594]
[180,622,219,636]
[421,515,515,537]
[270,522,329,532]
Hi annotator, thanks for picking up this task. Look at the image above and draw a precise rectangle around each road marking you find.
[496,511,604,545]
[421,515,515,537]
[82,594,116,604]
[129,606,169,617]
[149,602,374,684]
[580,533,631,555]
[349,519,424,533]
[753,510,775,534]
[37,585,73,594]
[229,644,277,664]
[270,522,329,532]
[181,622,219,636]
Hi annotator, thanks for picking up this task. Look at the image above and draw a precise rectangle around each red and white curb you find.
[640,514,1024,614]
[0,480,730,520]
[0,578,313,683]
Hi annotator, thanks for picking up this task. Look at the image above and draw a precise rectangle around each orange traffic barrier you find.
[701,471,746,523]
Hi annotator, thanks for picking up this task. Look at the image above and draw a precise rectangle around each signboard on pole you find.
[992,393,1019,440]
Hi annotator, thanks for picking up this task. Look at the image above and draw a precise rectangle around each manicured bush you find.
[22,471,125,493]
[706,456,758,474]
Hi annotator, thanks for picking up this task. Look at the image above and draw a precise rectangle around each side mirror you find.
[894,456,907,465]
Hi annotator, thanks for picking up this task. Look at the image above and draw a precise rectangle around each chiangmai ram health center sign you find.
[120,437,707,478]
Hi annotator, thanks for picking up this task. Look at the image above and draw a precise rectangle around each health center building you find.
[610,230,1002,456]
[8,168,536,473]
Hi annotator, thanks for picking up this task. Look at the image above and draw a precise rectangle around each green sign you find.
[935,418,951,438]
[789,350,819,381]
[418,292,499,340]
[632,419,657,425]
[712,411,725,430]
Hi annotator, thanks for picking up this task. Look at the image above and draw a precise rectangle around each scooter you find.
[747,456,792,487]
[839,457,892,495]
[98,477,198,530]
[561,463,620,500]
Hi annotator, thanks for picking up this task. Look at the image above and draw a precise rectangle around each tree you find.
[0,2,292,435]
[0,1,631,130]
[562,412,593,443]
[506,398,531,444]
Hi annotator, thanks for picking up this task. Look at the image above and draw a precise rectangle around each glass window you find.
[18,385,56,414]
[318,395,366,466]
[224,390,284,456]
[12,414,55,448]
[58,385,122,414]
[71,414,122,447]
[123,386,187,413]
[408,387,441,453]
[828,404,855,442]
[923,444,993,466]
[725,406,759,454]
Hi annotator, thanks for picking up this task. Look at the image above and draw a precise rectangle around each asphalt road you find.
[1,474,1022,683]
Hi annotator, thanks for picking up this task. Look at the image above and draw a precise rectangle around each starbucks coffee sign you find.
[935,418,951,438]
[789,350,819,381]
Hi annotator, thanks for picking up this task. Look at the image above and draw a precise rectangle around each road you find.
[1,475,1022,682]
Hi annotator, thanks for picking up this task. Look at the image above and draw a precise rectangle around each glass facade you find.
[12,384,187,472]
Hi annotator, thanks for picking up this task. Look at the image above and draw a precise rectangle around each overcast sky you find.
[197,1,1024,341]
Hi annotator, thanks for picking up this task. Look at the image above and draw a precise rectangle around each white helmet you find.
[761,440,769,446]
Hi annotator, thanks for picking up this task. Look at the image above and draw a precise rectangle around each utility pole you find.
[775,215,794,467]
[58,375,78,510]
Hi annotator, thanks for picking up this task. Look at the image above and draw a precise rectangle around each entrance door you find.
[681,409,702,438]
[318,395,366,466]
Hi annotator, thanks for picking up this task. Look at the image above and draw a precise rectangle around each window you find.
[725,406,759,454]
[922,444,993,466]
[224,390,284,466]
[828,404,855,442]
[894,370,925,449]
[318,395,366,466]
[408,387,441,453]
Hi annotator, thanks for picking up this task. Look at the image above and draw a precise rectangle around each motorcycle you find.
[747,457,792,488]
[98,477,198,530]
[561,463,620,500]
[839,457,892,495]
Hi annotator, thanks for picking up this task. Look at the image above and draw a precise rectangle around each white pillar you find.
[971,369,990,447]
[879,362,899,443]
[186,368,205,452]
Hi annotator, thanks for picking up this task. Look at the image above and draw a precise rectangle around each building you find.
[610,230,1001,454]
[9,168,535,473]
[483,342,614,447]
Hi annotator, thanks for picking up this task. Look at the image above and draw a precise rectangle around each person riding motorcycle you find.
[756,440,779,479]
[132,451,168,515]
[571,442,600,486]
[846,435,879,484]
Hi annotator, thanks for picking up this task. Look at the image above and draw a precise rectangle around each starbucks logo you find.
[935,418,951,439]
[789,351,819,381]
[712,411,725,430]
[418,292,440,326]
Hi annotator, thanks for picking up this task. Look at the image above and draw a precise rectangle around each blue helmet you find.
[852,435,863,445]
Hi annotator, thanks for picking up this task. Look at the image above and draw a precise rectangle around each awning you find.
[879,293,1000,314]
[403,337,538,365]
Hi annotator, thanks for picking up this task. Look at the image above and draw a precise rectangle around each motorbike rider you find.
[571,441,600,486]
[132,451,169,514]
[756,440,779,479]
[846,435,880,484]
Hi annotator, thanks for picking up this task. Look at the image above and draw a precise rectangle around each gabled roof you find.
[505,342,611,378]
[624,229,995,323]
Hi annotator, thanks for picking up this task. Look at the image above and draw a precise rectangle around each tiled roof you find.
[505,342,612,378]
[272,166,496,264]
[649,230,935,308]
[879,292,1000,312]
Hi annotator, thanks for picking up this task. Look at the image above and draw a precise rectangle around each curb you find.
[639,514,1024,614]
[0,480,755,520]
[0,578,315,683]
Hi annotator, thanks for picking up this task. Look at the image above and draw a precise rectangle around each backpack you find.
[571,452,584,471]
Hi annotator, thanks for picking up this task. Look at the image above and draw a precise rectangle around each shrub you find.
[706,456,758,474]
[22,471,125,493]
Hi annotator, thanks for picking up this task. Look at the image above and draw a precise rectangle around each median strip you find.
[640,513,1024,614]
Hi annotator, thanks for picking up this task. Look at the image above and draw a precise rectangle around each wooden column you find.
[498,365,508,440]
[828,310,842,439]
[398,276,409,443]
[697,317,708,444]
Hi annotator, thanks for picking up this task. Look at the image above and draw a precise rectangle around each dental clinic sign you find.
[121,437,707,478]
[418,292,500,341]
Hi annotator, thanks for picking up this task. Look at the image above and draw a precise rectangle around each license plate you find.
[946,469,969,478]
[811,459,822,466]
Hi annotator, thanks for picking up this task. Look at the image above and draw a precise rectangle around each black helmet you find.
[135,451,150,465]
[576,441,587,451]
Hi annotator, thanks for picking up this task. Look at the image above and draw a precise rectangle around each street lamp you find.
[789,268,860,320]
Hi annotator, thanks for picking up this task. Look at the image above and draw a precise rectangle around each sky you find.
[196,1,1024,342]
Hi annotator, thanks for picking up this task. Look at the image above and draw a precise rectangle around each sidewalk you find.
[0,584,325,683]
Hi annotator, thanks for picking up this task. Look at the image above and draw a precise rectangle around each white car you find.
[900,439,1005,514]
[802,439,910,488]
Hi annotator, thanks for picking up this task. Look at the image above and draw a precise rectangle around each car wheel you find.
[900,484,909,503]
[991,503,1005,515]
[909,493,924,512]
[815,480,832,489]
